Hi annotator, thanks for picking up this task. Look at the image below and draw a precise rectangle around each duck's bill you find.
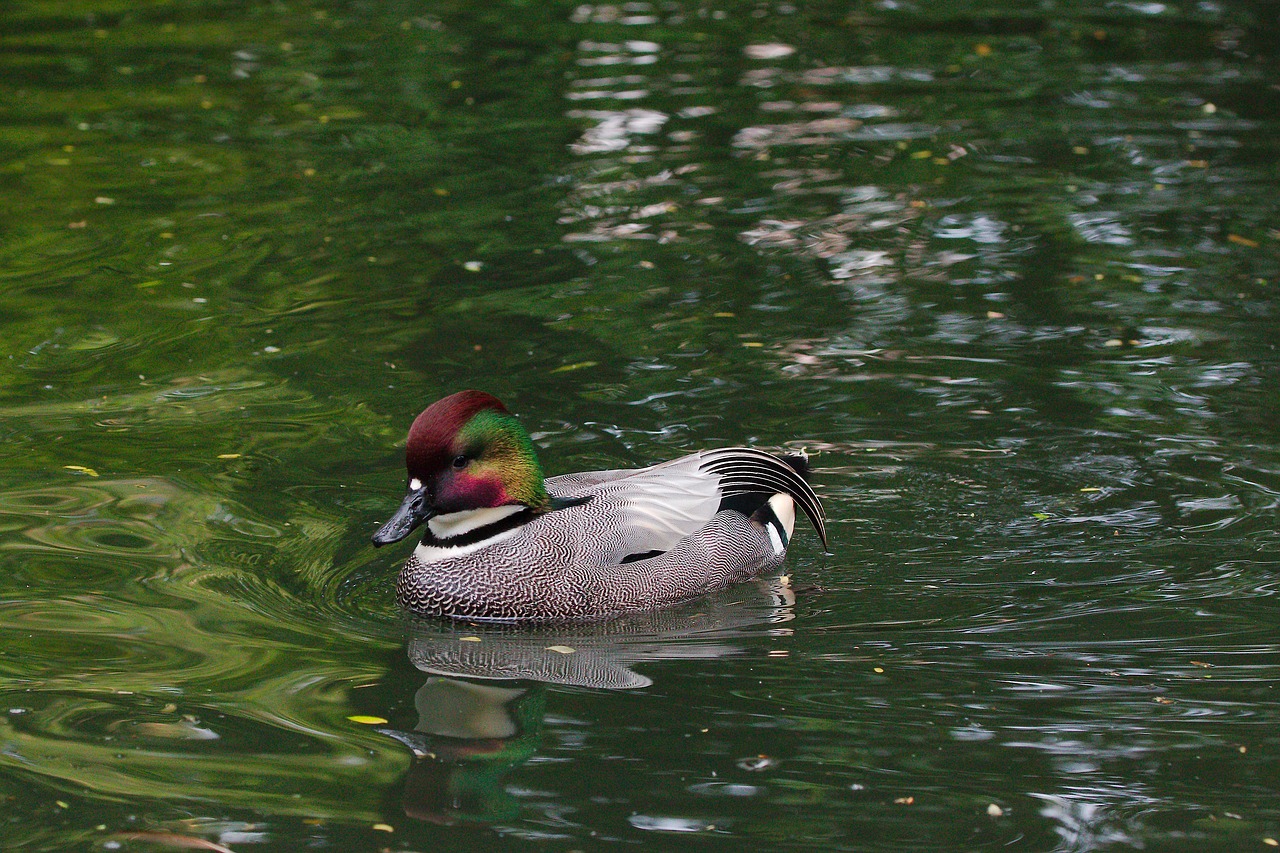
[371,486,435,546]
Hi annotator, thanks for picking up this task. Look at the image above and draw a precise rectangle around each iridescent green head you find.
[407,390,548,511]
[371,391,549,546]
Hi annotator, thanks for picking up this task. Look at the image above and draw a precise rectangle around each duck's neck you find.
[428,505,529,539]
[460,410,551,510]
[420,504,536,550]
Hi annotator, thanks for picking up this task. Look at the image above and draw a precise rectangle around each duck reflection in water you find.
[376,578,796,824]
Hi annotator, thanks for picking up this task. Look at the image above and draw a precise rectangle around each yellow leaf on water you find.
[63,465,99,477]
[551,361,598,374]
[346,715,388,725]
[459,636,481,642]
[322,106,366,121]
[372,823,394,833]
[217,453,241,459]
[545,645,575,654]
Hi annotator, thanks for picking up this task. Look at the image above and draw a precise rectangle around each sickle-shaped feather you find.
[699,448,829,550]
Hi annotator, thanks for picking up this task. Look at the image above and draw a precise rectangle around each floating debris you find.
[736,755,776,771]
[111,833,236,853]
[551,361,597,374]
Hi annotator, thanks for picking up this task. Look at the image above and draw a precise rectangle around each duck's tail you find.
[777,451,812,479]
[702,447,828,552]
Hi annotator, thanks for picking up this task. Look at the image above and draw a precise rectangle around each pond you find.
[2,0,1278,850]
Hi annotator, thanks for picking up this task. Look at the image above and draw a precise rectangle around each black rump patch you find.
[718,492,769,518]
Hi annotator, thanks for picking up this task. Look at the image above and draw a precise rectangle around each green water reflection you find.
[1,0,1278,850]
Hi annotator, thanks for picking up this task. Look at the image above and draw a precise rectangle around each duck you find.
[372,390,828,622]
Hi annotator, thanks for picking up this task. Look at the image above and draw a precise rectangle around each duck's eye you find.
[451,454,468,470]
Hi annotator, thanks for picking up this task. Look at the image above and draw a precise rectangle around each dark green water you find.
[2,0,1278,850]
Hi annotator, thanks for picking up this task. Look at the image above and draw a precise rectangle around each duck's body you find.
[373,391,827,622]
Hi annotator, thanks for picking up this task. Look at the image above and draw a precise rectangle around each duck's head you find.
[371,390,548,546]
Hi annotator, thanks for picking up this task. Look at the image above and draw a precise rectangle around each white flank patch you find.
[766,523,786,555]
[428,504,527,539]
[766,493,796,555]
[768,493,796,537]
[413,526,521,564]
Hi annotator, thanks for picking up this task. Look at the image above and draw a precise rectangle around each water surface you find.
[1,0,1278,850]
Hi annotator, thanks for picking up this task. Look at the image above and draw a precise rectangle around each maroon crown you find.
[405,390,508,476]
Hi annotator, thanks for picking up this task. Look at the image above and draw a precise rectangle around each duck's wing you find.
[569,448,828,561]
[547,467,638,497]
[587,458,723,558]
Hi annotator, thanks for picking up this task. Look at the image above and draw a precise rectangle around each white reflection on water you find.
[629,813,723,833]
[1031,790,1149,852]
[569,108,669,154]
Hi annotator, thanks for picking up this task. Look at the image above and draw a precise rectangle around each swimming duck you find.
[372,390,828,622]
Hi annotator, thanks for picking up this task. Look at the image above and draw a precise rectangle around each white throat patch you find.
[427,504,527,540]
[414,526,521,565]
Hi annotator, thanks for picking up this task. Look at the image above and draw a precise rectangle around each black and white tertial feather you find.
[372,391,829,622]
[698,448,828,550]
